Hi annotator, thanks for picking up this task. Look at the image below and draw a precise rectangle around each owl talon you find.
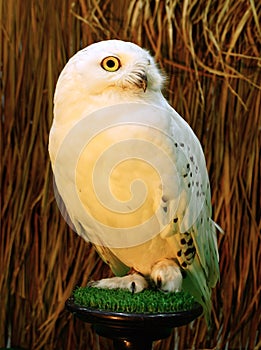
[87,280,96,287]
[156,276,162,288]
[131,281,136,294]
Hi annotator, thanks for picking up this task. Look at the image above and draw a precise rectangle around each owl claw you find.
[131,281,136,294]
[87,280,96,287]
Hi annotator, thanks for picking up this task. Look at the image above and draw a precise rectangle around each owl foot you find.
[88,273,148,293]
[151,259,183,292]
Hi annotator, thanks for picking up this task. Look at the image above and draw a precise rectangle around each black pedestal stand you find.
[66,298,203,350]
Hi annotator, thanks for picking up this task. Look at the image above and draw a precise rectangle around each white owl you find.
[49,40,220,323]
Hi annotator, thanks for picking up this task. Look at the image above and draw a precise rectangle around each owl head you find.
[55,40,165,99]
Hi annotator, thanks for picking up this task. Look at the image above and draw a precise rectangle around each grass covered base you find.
[73,287,196,314]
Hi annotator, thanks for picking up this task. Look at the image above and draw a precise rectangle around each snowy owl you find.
[49,40,220,322]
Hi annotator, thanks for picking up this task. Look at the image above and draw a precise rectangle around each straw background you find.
[1,0,260,349]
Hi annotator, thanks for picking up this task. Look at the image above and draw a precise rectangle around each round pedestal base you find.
[66,298,203,350]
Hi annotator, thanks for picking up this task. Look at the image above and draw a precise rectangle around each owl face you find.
[60,40,164,95]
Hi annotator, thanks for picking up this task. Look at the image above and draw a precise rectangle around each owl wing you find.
[159,106,220,319]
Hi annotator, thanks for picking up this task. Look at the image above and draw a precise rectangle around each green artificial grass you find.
[73,287,196,314]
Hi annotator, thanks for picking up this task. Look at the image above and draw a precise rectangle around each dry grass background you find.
[1,0,260,349]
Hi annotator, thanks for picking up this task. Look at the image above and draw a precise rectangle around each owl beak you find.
[141,75,147,92]
[136,73,147,92]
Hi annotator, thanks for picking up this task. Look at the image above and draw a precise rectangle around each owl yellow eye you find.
[101,56,121,72]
